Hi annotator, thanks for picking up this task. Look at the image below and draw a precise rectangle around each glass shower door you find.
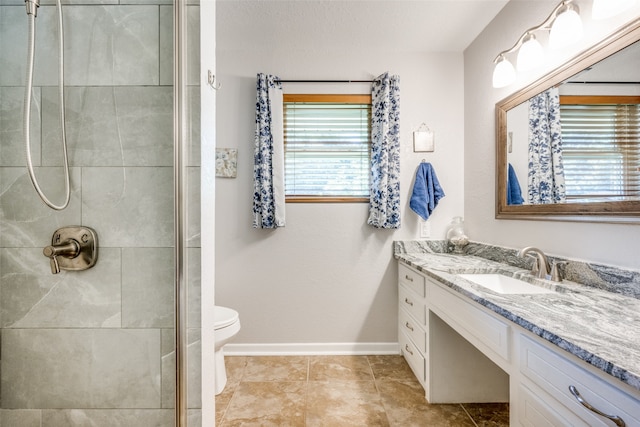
[0,1,202,425]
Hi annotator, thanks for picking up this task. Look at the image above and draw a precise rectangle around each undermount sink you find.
[459,273,556,295]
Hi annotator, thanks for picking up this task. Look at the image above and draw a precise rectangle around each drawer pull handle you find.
[405,274,414,282]
[404,344,414,356]
[404,298,414,306]
[569,386,626,427]
[405,321,414,331]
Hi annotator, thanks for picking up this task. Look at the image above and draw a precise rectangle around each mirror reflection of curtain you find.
[527,87,566,204]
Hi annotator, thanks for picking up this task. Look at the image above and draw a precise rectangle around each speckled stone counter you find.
[394,240,640,393]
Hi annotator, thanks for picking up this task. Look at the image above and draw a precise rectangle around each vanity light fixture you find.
[492,0,585,88]
[517,33,544,72]
[592,0,637,20]
[492,54,517,88]
[549,2,583,49]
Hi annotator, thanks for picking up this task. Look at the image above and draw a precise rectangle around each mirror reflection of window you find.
[559,96,640,202]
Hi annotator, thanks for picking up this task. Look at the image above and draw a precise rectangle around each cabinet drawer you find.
[399,284,426,324]
[399,263,425,297]
[400,329,425,384]
[518,384,585,427]
[399,306,426,354]
[429,280,510,361]
[520,334,640,427]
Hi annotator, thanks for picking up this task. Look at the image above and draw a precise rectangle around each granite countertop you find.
[394,241,640,393]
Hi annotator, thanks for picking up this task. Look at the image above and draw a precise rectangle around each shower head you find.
[25,0,40,16]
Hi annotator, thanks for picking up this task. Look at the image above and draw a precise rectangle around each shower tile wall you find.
[0,1,201,426]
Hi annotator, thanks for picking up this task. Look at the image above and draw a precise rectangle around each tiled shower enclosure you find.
[0,1,201,425]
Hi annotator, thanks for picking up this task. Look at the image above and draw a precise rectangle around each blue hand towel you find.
[410,162,445,220]
[507,163,524,205]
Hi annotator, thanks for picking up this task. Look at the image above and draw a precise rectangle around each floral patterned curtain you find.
[368,73,401,229]
[253,74,285,228]
[527,87,566,204]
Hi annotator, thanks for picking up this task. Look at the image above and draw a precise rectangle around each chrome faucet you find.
[517,246,551,279]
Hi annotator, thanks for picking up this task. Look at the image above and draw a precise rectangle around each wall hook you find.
[207,70,221,90]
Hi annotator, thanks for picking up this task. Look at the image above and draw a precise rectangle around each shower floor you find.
[216,355,509,426]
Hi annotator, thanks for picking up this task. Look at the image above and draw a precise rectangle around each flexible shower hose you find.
[24,0,70,210]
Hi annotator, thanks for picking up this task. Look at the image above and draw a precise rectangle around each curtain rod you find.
[565,81,640,85]
[276,79,375,83]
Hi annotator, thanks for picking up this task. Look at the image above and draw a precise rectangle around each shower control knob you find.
[43,226,98,274]
[43,240,79,259]
[49,255,60,274]
[43,240,80,274]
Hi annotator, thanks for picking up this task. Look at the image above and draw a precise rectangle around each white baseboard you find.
[223,342,400,356]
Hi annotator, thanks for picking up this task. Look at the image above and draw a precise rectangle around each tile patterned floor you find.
[215,355,509,426]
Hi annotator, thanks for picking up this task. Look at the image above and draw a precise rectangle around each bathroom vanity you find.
[395,241,640,427]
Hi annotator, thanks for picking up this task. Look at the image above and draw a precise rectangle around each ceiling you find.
[217,0,510,53]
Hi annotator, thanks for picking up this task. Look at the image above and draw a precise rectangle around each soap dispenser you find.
[446,216,469,254]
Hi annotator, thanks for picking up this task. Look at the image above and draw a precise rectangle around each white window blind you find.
[283,96,371,200]
[560,99,640,201]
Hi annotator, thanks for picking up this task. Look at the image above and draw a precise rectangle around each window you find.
[559,96,640,201]
[283,94,371,203]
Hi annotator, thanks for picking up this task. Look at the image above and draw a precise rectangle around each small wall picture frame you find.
[413,124,434,152]
[215,148,238,178]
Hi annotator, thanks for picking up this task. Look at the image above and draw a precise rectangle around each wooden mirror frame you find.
[496,18,640,223]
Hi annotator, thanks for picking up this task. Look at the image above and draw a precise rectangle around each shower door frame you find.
[175,1,216,425]
[174,0,188,425]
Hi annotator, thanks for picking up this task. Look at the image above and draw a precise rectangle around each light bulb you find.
[517,34,544,72]
[549,3,583,49]
[492,56,516,88]
[592,0,637,20]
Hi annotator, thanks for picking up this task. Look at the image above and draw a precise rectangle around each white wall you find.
[215,46,465,346]
[464,0,640,269]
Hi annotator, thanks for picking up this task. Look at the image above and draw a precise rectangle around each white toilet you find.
[214,305,241,395]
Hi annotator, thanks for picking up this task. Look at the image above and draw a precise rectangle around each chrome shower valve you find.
[43,226,98,274]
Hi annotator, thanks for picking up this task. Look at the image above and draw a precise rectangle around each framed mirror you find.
[496,18,640,222]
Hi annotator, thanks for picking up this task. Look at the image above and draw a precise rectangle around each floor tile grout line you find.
[460,403,480,427]
[365,355,377,382]
[368,355,395,427]
[218,356,247,426]
[304,356,310,426]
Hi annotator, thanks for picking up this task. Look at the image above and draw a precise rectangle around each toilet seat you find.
[214,306,239,330]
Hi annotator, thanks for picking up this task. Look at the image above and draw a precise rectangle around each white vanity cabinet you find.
[397,260,640,427]
[398,263,427,385]
[398,262,509,404]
